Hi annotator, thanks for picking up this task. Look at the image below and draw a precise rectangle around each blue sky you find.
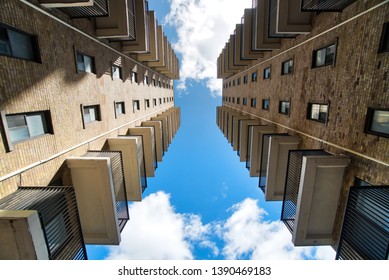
[86,0,335,260]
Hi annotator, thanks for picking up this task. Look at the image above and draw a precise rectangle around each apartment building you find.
[217,0,389,259]
[0,0,180,259]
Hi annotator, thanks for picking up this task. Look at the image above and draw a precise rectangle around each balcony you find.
[268,0,311,36]
[231,33,251,67]
[127,127,157,177]
[232,114,251,150]
[238,119,260,160]
[0,187,87,259]
[137,11,159,62]
[142,120,164,162]
[94,0,135,40]
[151,115,169,152]
[39,0,93,8]
[336,186,389,260]
[227,41,244,72]
[66,151,129,245]
[154,42,172,74]
[121,0,150,53]
[281,150,350,246]
[301,0,357,12]
[58,0,109,18]
[241,10,266,59]
[147,31,166,68]
[107,136,147,201]
[252,1,281,50]
[259,134,300,200]
[246,125,275,177]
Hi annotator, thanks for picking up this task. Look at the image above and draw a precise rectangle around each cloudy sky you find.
[86,0,336,260]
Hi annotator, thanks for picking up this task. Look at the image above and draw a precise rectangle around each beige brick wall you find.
[0,0,176,198]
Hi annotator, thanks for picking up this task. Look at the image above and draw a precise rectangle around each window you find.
[131,72,138,83]
[158,81,161,87]
[153,98,157,107]
[243,75,248,84]
[145,99,150,109]
[252,71,257,82]
[233,80,235,86]
[307,103,328,123]
[112,65,122,80]
[237,78,241,85]
[82,105,100,127]
[232,97,235,103]
[279,101,290,115]
[243,98,247,106]
[250,98,256,108]
[159,98,162,105]
[1,110,52,150]
[0,23,40,62]
[281,59,293,75]
[312,43,336,67]
[228,97,231,103]
[133,100,140,113]
[229,81,231,87]
[262,99,270,110]
[237,97,240,105]
[153,79,156,86]
[163,98,166,103]
[76,51,95,74]
[378,22,389,53]
[114,102,125,118]
[263,67,271,79]
[144,76,149,85]
[364,108,389,138]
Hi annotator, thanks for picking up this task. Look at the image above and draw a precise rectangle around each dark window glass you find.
[307,103,328,123]
[364,108,389,138]
[262,99,270,110]
[279,101,290,115]
[312,44,336,67]
[263,67,271,79]
[281,60,293,75]
[378,22,389,53]
[250,98,256,108]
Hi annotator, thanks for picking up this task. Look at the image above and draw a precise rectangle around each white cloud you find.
[105,193,335,260]
[219,198,336,260]
[165,0,252,96]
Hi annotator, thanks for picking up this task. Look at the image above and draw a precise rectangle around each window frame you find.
[75,49,95,74]
[243,75,248,84]
[237,97,240,105]
[262,99,270,110]
[378,22,389,53]
[279,100,291,116]
[281,59,293,75]
[312,41,337,68]
[111,64,122,80]
[252,71,257,82]
[250,98,256,108]
[237,78,241,85]
[364,107,389,138]
[307,102,329,124]
[263,67,271,79]
[0,23,41,63]
[243,98,247,106]
[0,110,53,152]
[131,71,138,83]
[114,101,125,118]
[144,99,150,110]
[133,100,140,113]
[81,104,101,128]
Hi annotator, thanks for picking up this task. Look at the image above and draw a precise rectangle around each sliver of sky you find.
[86,0,336,260]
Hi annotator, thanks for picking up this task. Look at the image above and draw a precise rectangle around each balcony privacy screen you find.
[83,151,129,232]
[109,0,136,41]
[0,186,87,260]
[336,186,389,260]
[301,0,356,11]
[59,0,109,18]
[281,150,329,233]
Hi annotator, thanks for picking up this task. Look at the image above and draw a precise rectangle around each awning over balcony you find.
[336,186,389,260]
[142,120,164,162]
[301,0,357,12]
[66,151,129,245]
[95,0,135,39]
[281,150,350,246]
[260,134,300,200]
[58,0,109,18]
[127,126,157,177]
[0,187,87,260]
[268,0,311,36]
[107,136,147,201]
[246,125,275,177]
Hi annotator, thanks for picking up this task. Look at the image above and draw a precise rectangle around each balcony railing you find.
[301,0,356,12]
[0,186,87,260]
[83,151,129,232]
[336,186,389,260]
[281,150,329,233]
[59,0,109,18]
[109,0,137,41]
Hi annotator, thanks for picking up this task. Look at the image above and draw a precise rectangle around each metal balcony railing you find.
[109,0,137,42]
[268,0,296,38]
[83,151,129,232]
[281,150,329,233]
[59,0,109,18]
[301,0,357,12]
[336,186,389,260]
[0,186,87,260]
